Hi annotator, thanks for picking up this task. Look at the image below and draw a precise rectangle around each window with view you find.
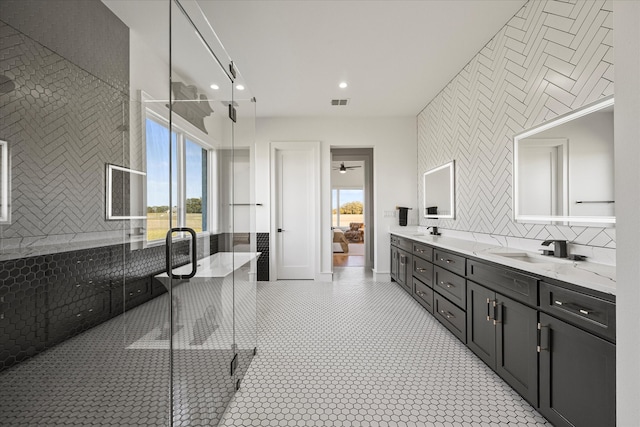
[332,188,364,228]
[145,117,209,242]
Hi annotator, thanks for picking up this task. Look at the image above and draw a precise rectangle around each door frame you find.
[330,148,374,270]
[270,141,321,280]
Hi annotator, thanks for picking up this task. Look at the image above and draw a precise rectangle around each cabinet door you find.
[466,281,496,369]
[539,313,616,427]
[398,250,412,293]
[390,245,398,281]
[495,294,538,406]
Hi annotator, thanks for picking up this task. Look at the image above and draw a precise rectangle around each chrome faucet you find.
[541,240,568,258]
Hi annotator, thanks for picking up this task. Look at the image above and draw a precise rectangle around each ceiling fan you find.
[333,162,362,174]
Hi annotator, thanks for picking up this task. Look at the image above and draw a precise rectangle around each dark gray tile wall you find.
[0,235,219,372]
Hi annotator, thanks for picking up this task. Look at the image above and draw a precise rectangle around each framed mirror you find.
[423,160,455,219]
[514,96,614,225]
[106,164,147,220]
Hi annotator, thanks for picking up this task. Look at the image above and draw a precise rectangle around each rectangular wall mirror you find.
[423,160,455,219]
[514,96,614,225]
[106,164,147,220]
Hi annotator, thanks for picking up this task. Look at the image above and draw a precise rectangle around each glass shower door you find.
[167,1,237,425]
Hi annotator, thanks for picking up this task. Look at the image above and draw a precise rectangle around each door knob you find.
[278,228,284,232]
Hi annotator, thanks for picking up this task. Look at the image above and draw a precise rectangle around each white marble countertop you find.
[390,227,616,296]
[156,251,260,279]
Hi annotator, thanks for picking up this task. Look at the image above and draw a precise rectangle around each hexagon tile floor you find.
[219,268,548,427]
[0,267,549,426]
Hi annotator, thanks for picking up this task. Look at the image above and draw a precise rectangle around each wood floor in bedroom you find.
[333,242,365,267]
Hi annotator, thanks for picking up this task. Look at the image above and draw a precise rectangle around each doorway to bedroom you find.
[331,148,373,269]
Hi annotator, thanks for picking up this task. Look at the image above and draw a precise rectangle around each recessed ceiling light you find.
[210,84,219,90]
[339,82,348,89]
[236,84,245,91]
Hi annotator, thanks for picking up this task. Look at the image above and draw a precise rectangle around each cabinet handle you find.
[440,281,454,288]
[486,298,494,322]
[555,300,592,316]
[440,309,455,319]
[418,249,425,254]
[439,258,455,264]
[416,267,426,273]
[493,301,502,325]
[416,290,424,297]
[537,323,550,352]
[0,313,4,320]
[76,313,82,318]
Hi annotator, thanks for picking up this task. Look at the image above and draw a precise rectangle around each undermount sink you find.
[493,252,571,264]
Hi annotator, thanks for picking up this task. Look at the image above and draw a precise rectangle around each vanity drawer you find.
[390,235,401,247]
[412,257,433,286]
[467,260,537,306]
[412,242,433,262]
[434,292,466,343]
[434,266,466,309]
[540,282,616,342]
[397,237,413,252]
[413,278,433,314]
[433,249,466,276]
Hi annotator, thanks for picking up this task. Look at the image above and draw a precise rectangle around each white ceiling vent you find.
[331,99,350,106]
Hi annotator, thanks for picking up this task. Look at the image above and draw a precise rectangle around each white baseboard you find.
[317,272,333,282]
[372,270,391,282]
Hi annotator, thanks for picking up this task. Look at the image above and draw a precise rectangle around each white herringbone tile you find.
[220,269,548,427]
[418,0,614,248]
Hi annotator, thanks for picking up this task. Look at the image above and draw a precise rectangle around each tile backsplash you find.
[417,0,615,252]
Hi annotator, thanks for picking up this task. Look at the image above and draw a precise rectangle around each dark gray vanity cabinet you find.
[390,235,412,294]
[411,242,434,313]
[538,312,616,427]
[390,245,399,282]
[397,249,412,294]
[467,280,538,406]
[389,233,617,426]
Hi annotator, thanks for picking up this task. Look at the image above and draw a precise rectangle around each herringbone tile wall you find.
[418,0,616,249]
[0,20,129,241]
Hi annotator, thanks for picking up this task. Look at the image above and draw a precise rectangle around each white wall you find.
[613,1,640,424]
[255,117,416,278]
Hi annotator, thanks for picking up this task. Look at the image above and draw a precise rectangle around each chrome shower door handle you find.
[166,227,198,279]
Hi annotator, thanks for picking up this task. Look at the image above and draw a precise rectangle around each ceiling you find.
[105,0,527,118]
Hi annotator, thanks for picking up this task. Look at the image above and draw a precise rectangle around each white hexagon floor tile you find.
[219,267,549,427]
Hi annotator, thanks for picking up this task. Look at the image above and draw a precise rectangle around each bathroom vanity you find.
[390,229,616,427]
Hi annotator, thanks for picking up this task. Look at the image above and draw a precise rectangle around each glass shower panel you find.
[168,1,237,425]
[0,0,174,424]
[232,95,257,389]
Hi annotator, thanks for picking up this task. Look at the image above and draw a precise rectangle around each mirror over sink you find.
[513,96,614,225]
[423,160,455,219]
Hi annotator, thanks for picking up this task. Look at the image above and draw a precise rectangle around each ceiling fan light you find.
[339,169,346,174]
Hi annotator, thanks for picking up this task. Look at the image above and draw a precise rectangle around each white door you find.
[273,144,317,279]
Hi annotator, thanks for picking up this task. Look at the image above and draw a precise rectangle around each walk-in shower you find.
[0,0,257,425]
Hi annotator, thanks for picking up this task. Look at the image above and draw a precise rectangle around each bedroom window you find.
[332,188,364,228]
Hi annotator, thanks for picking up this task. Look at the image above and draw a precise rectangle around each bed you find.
[332,228,349,253]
